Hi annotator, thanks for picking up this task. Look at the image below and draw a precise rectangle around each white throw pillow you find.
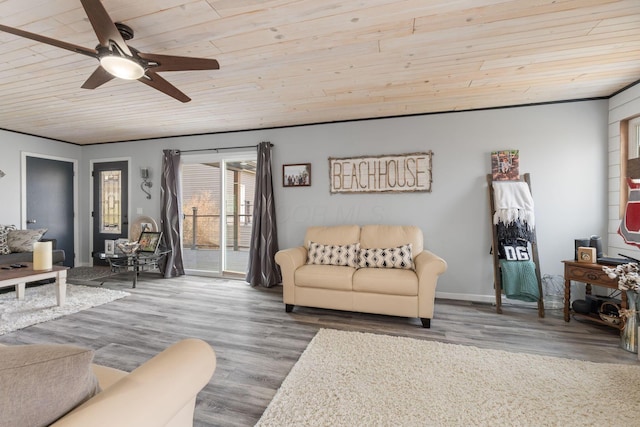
[358,243,414,270]
[307,241,360,268]
[7,228,47,253]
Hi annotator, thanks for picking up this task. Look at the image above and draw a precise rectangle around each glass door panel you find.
[182,162,222,274]
[223,161,256,274]
[100,170,122,234]
[181,153,256,277]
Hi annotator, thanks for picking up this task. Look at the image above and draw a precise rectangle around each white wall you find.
[1,99,610,301]
[608,83,640,258]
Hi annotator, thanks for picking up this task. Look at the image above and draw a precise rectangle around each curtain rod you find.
[178,142,273,154]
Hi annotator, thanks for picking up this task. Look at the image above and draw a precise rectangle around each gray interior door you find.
[93,161,128,266]
[26,156,75,267]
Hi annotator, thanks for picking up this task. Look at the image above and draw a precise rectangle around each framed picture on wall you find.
[283,163,311,187]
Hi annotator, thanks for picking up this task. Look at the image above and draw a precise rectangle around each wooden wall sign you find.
[329,152,432,194]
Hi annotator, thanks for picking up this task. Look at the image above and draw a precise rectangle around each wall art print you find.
[491,150,520,181]
[329,152,433,194]
[283,163,311,187]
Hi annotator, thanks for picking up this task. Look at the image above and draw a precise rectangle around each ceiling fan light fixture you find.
[100,55,145,80]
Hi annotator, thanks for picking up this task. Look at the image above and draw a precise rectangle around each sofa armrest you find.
[275,247,307,304]
[414,250,448,319]
[51,339,216,427]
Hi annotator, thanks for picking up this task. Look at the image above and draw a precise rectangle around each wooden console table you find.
[562,260,627,327]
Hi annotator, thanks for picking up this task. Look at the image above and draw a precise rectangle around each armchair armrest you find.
[275,247,307,304]
[414,250,448,319]
[51,339,216,427]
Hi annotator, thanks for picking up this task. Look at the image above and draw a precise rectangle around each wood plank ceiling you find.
[0,0,638,145]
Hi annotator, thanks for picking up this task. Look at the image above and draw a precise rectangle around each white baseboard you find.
[435,291,553,308]
[75,262,93,267]
[435,291,496,304]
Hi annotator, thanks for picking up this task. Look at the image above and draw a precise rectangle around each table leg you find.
[133,264,139,289]
[16,282,25,300]
[56,270,67,306]
[564,277,571,322]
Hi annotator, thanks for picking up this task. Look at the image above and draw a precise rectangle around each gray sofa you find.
[0,238,65,266]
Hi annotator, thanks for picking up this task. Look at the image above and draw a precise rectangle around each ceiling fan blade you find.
[138,52,220,72]
[81,66,115,89]
[139,71,191,103]
[79,0,132,56]
[0,24,97,58]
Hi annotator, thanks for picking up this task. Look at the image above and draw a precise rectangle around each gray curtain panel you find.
[246,141,281,287]
[160,149,185,278]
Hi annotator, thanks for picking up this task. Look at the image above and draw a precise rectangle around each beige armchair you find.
[53,339,216,427]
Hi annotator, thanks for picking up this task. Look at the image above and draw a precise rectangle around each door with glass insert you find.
[92,161,129,265]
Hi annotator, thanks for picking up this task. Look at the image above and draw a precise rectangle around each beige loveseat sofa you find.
[0,339,216,427]
[275,225,447,328]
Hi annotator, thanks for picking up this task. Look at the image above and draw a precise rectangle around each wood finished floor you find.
[0,273,637,426]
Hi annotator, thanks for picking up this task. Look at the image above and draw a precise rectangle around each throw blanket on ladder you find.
[499,259,540,302]
[492,181,535,230]
[492,181,536,259]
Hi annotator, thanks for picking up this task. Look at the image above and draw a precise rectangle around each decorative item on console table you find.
[116,241,140,255]
[577,247,596,264]
[602,263,640,353]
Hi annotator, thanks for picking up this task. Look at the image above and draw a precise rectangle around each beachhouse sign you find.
[329,151,433,194]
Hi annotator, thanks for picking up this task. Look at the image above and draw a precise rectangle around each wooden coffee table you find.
[0,262,69,306]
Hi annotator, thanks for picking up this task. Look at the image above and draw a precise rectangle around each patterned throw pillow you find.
[7,228,47,253]
[358,243,414,270]
[0,225,17,255]
[307,241,360,268]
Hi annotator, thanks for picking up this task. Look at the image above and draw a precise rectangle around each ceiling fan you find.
[0,0,220,102]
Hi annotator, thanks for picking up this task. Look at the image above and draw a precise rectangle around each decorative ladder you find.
[487,172,545,317]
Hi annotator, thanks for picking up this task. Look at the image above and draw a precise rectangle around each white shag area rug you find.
[257,329,640,427]
[0,283,129,335]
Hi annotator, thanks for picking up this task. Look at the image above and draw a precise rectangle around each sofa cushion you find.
[360,225,424,254]
[307,241,359,267]
[0,344,101,427]
[295,264,355,291]
[0,250,66,265]
[358,244,414,269]
[7,228,48,252]
[353,268,419,296]
[304,225,360,248]
[0,225,16,255]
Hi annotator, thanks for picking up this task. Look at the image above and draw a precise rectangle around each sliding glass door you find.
[181,152,256,277]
